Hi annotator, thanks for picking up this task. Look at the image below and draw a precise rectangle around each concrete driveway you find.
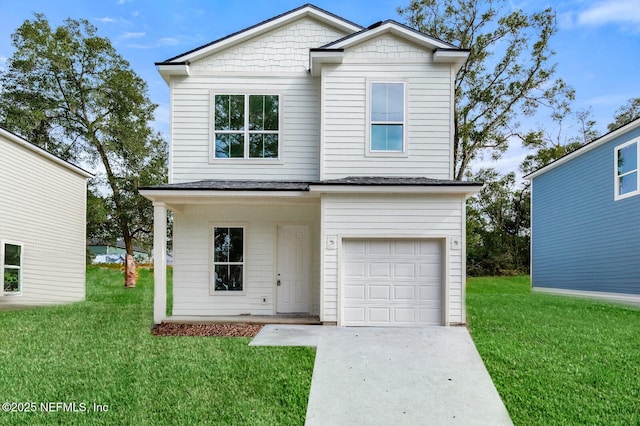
[251,325,512,425]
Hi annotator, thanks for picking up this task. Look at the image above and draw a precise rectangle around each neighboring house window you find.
[370,82,405,152]
[213,227,244,291]
[615,140,639,200]
[2,242,23,294]
[213,94,279,159]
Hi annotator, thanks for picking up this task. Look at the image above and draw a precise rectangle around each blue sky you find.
[0,0,639,175]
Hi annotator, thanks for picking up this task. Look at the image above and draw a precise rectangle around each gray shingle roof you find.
[139,177,482,192]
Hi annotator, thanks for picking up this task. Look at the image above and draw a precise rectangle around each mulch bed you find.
[152,322,263,337]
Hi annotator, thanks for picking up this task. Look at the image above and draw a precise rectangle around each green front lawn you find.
[467,276,640,425]
[0,267,315,425]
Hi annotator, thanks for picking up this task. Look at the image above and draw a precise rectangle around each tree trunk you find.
[124,238,137,288]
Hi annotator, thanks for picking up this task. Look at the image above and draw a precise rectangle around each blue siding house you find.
[527,117,640,302]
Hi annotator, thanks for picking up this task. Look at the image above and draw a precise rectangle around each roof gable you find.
[526,117,640,180]
[319,20,457,51]
[0,127,92,178]
[157,4,362,65]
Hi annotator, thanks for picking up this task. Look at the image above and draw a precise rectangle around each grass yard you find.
[0,267,315,425]
[467,276,640,425]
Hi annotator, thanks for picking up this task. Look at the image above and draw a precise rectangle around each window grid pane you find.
[3,243,21,293]
[3,268,20,293]
[618,143,638,175]
[214,94,279,159]
[213,227,244,292]
[619,172,638,195]
[4,244,21,267]
[371,83,404,152]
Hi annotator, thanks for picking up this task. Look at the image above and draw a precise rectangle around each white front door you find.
[277,225,311,313]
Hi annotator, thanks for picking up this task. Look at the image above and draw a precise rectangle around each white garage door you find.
[342,239,442,326]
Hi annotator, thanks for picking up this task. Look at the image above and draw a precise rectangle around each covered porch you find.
[140,180,321,324]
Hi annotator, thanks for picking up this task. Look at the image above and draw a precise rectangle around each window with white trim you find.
[615,140,639,200]
[213,94,279,159]
[213,227,244,291]
[2,242,23,294]
[370,82,405,152]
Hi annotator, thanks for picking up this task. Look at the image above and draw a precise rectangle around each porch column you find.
[153,201,167,324]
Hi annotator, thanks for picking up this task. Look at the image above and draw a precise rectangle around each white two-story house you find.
[140,4,481,327]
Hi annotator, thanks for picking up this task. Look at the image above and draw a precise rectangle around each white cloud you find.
[0,55,7,72]
[577,0,640,26]
[118,0,133,4]
[94,17,116,23]
[121,31,145,39]
[158,37,179,46]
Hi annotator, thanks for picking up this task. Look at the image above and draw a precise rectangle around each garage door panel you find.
[394,308,415,323]
[419,286,441,300]
[419,263,441,278]
[344,284,365,299]
[344,307,366,323]
[369,262,391,277]
[393,285,415,300]
[394,263,416,278]
[345,262,365,277]
[367,241,391,255]
[368,307,391,322]
[393,241,417,255]
[369,285,391,300]
[342,239,443,326]
[419,242,441,255]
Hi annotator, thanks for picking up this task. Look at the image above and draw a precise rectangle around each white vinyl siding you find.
[321,194,465,325]
[321,34,453,179]
[171,76,320,182]
[0,134,87,305]
[170,16,350,183]
[172,202,320,316]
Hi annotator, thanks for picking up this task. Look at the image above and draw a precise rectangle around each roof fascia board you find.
[0,127,93,178]
[433,49,470,71]
[156,63,190,84]
[308,184,482,195]
[309,49,344,76]
[171,7,362,64]
[139,189,316,200]
[526,118,640,180]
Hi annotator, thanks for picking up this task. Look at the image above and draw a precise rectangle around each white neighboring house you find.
[140,4,482,326]
[0,127,92,306]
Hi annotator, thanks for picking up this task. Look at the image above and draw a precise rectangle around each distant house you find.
[141,4,481,326]
[87,239,151,264]
[0,127,92,306]
[527,117,640,303]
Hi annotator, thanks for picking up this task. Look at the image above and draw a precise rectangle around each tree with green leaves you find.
[466,168,529,275]
[398,0,572,179]
[608,97,640,131]
[0,14,167,286]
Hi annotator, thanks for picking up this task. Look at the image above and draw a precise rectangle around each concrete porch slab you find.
[251,325,512,425]
[249,324,326,347]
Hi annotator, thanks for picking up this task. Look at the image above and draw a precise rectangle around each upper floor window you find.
[369,82,405,153]
[213,94,279,159]
[615,139,639,200]
[2,242,23,295]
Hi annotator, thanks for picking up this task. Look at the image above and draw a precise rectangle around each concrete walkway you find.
[251,325,512,426]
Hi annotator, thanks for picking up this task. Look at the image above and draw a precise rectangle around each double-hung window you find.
[615,139,639,200]
[213,94,279,159]
[213,227,244,292]
[369,82,405,153]
[2,242,23,294]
